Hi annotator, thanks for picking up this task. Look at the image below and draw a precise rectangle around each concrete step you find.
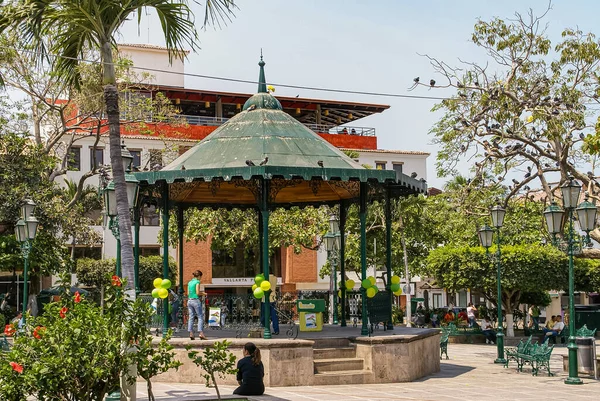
[313,346,356,360]
[311,337,352,349]
[313,370,371,385]
[314,358,364,373]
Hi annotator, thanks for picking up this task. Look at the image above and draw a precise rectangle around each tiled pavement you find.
[139,342,600,401]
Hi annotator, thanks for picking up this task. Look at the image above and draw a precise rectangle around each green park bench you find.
[445,322,483,343]
[440,328,450,360]
[1,335,11,352]
[516,343,554,376]
[548,324,596,345]
[504,335,534,369]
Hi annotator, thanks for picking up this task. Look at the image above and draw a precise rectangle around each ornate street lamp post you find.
[15,199,39,325]
[477,201,507,364]
[544,176,596,385]
[101,144,139,277]
[324,214,341,325]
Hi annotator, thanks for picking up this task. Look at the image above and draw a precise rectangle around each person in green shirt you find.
[529,305,540,330]
[187,270,207,340]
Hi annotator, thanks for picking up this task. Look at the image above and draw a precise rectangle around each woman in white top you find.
[467,303,477,328]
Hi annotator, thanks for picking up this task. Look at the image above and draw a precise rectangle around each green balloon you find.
[361,279,371,289]
[390,283,400,293]
[151,288,160,298]
[371,285,379,293]
[255,275,264,285]
[253,287,264,299]
[161,279,172,290]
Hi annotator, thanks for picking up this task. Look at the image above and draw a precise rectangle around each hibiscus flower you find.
[33,326,45,340]
[4,324,16,336]
[74,291,81,303]
[111,275,122,287]
[59,307,68,319]
[9,362,23,374]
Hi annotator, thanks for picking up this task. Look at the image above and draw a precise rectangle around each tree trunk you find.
[100,41,135,293]
[147,379,154,401]
[211,373,220,400]
[505,313,514,337]
[101,40,137,401]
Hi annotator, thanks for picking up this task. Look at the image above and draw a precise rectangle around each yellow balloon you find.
[157,288,168,299]
[153,278,163,289]
[252,284,258,292]
[345,279,355,290]
[391,276,400,285]
[260,280,271,291]
[393,289,403,296]
[338,290,342,298]
[366,287,377,298]
[368,276,376,286]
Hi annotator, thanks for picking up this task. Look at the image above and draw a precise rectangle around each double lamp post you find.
[478,202,507,364]
[543,176,596,385]
[14,199,39,325]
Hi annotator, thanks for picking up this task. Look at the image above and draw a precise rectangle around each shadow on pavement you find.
[417,363,475,381]
[154,389,291,401]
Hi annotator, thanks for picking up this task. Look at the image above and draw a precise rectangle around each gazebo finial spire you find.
[258,50,267,93]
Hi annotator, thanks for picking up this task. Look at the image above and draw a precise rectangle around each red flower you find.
[4,325,15,336]
[111,275,122,287]
[74,291,81,303]
[59,307,68,319]
[9,362,23,374]
[33,326,45,340]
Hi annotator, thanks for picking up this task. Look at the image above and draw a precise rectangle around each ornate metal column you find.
[133,205,140,294]
[385,187,394,330]
[359,182,369,336]
[177,206,185,299]
[259,179,272,339]
[161,182,170,338]
[339,202,347,327]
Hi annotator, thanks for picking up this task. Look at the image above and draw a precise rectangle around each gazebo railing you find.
[139,290,364,337]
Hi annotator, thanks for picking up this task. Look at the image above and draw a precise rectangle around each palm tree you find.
[0,0,236,292]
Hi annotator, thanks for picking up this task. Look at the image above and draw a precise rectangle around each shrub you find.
[186,340,237,400]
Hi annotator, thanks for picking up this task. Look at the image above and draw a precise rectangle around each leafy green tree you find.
[137,331,182,401]
[186,340,237,401]
[426,244,568,335]
[0,0,236,293]
[415,6,600,244]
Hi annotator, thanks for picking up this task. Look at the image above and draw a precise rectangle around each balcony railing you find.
[128,114,376,136]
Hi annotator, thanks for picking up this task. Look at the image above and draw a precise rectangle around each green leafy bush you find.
[186,340,237,400]
[0,274,180,401]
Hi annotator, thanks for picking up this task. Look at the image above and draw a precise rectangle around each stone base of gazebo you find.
[149,328,440,386]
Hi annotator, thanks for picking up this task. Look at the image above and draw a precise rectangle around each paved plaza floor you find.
[139,341,600,401]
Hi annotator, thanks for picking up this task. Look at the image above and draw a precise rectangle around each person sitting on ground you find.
[233,342,265,396]
[480,316,497,345]
[543,315,564,343]
[545,315,556,330]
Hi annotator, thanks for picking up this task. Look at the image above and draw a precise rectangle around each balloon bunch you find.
[251,274,271,299]
[337,279,355,298]
[390,275,403,296]
[151,277,172,299]
[362,276,379,298]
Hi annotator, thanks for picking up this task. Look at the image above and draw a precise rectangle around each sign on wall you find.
[210,277,283,286]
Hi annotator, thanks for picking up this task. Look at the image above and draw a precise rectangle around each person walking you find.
[529,305,540,330]
[187,270,207,340]
[233,342,265,396]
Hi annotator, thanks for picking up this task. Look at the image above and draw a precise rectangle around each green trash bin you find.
[411,298,425,314]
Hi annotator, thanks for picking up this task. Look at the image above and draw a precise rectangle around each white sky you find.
[117,0,600,189]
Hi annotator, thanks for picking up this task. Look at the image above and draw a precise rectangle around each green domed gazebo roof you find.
[135,57,425,206]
